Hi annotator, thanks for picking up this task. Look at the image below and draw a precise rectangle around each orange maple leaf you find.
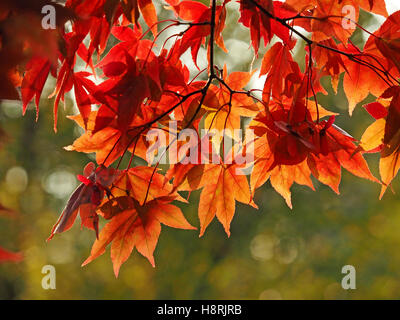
[82,198,195,276]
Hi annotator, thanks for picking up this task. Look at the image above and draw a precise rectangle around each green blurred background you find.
[1,2,400,300]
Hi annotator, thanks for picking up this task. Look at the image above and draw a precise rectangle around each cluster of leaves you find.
[1,0,400,275]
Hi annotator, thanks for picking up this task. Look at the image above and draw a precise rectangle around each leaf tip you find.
[113,266,120,278]
[81,257,91,267]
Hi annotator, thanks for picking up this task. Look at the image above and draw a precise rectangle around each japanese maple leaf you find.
[82,197,195,276]
[90,32,163,133]
[48,162,118,240]
[66,0,115,66]
[260,42,303,107]
[364,10,400,77]
[250,100,378,207]
[340,43,389,115]
[285,0,358,44]
[64,111,150,167]
[264,118,378,208]
[239,0,272,54]
[239,0,297,54]
[111,166,184,205]
[251,125,379,207]
[174,162,257,237]
[168,0,227,68]
[250,122,316,208]
[64,113,127,166]
[269,160,315,208]
[67,0,158,41]
[49,31,88,131]
[311,39,347,93]
[73,72,99,129]
[21,57,52,120]
[311,0,359,44]
[203,67,260,133]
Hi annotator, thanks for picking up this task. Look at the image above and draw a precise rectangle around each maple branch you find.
[209,0,217,77]
[37,0,400,273]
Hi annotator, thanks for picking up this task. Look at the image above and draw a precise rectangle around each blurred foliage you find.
[1,3,400,300]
